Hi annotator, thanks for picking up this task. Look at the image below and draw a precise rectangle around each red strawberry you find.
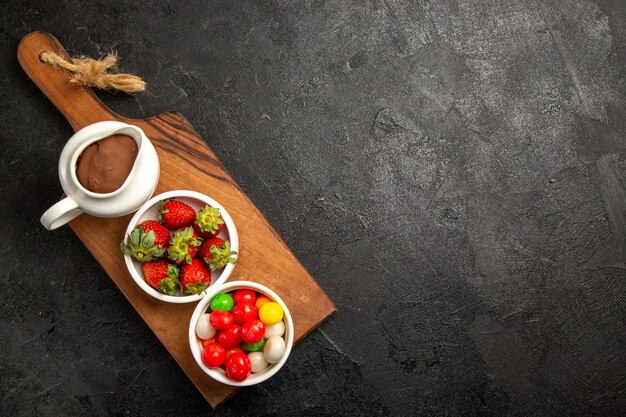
[139,220,169,247]
[180,258,212,294]
[167,226,203,264]
[193,205,225,238]
[158,199,196,229]
[142,260,181,295]
[197,238,237,271]
[120,220,169,262]
[197,237,224,262]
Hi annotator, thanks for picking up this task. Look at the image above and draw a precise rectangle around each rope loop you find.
[40,50,146,94]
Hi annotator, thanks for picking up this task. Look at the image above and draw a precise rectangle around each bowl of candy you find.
[121,190,238,303]
[189,281,294,386]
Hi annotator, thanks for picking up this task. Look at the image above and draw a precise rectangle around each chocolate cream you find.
[76,134,138,193]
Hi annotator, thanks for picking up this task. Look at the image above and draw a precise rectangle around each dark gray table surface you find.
[1,0,625,416]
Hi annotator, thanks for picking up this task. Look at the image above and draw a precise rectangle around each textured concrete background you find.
[1,0,625,415]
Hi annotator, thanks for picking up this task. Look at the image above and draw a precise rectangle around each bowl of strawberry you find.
[121,190,239,303]
[189,281,294,386]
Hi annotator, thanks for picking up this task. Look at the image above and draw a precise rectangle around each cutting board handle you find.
[17,31,119,131]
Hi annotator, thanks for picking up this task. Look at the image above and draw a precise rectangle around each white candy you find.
[264,321,285,338]
[195,314,216,340]
[248,351,268,373]
[263,335,286,364]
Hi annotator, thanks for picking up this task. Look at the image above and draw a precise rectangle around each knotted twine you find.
[39,50,146,94]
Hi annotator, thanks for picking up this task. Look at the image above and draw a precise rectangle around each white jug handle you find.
[40,197,83,230]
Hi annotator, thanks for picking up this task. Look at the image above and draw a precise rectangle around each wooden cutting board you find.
[17,31,335,408]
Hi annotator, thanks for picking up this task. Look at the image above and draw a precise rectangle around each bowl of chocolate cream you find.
[41,121,159,230]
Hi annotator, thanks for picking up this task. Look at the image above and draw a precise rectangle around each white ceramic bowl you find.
[189,281,294,386]
[123,190,239,303]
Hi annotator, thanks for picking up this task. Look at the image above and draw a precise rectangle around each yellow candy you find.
[255,295,272,310]
[259,302,283,325]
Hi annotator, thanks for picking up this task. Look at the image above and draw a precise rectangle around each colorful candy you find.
[241,319,265,344]
[198,289,288,382]
[232,303,258,324]
[263,335,286,364]
[209,310,234,331]
[241,338,266,351]
[201,338,215,347]
[254,295,271,310]
[248,351,268,373]
[264,321,285,338]
[195,313,217,339]
[225,352,251,381]
[210,293,234,312]
[259,302,283,325]
[233,289,256,305]
[225,346,244,359]
[217,324,242,349]
[202,342,226,368]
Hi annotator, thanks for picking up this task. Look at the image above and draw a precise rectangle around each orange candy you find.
[255,295,272,310]
[201,338,215,347]
[225,347,244,359]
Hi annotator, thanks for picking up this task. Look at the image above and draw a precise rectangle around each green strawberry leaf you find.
[195,206,224,235]
[158,277,181,296]
[206,241,238,271]
[185,281,208,295]
[167,227,202,264]
[167,264,180,279]
[120,226,165,262]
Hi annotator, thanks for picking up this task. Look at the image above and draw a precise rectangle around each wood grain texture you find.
[17,31,335,408]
